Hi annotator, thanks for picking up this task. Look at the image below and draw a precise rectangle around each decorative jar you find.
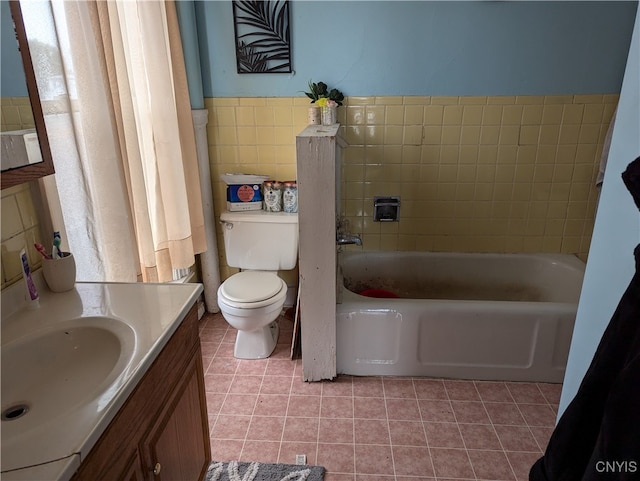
[321,105,337,125]
[263,181,283,212]
[308,106,321,125]
[282,181,298,213]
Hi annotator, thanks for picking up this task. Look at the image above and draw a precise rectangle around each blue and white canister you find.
[283,181,298,213]
[263,180,283,212]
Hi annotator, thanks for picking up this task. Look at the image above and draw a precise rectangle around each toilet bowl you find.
[217,271,288,359]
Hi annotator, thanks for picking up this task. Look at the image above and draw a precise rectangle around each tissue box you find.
[221,174,268,211]
[226,184,263,211]
[226,201,263,212]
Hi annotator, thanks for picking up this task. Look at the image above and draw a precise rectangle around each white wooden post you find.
[296,124,341,381]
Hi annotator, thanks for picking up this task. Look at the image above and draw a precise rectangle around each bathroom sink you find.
[1,317,135,443]
[0,280,203,479]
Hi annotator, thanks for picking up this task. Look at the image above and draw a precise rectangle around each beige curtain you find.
[31,0,205,282]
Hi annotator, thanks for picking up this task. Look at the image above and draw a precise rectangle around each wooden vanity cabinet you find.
[140,354,208,480]
[71,304,211,481]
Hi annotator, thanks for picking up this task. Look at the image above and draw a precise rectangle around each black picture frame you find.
[232,1,292,74]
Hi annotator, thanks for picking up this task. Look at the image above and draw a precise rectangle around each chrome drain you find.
[2,404,29,421]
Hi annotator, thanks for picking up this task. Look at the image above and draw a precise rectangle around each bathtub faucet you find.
[337,234,363,246]
[336,218,363,246]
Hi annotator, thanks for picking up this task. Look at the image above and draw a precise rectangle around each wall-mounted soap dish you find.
[373,196,400,222]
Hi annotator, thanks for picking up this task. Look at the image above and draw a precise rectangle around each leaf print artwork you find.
[232,1,292,74]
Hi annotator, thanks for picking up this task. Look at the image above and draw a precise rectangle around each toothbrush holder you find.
[42,252,76,292]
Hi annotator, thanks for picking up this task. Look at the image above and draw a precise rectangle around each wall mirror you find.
[1,0,54,190]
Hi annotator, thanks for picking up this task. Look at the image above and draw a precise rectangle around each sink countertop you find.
[0,276,203,481]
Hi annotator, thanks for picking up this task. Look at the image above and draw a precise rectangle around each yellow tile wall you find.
[1,98,43,289]
[2,94,611,289]
[203,94,616,280]
[340,94,617,259]
[1,96,35,132]
[205,97,310,282]
[1,182,44,289]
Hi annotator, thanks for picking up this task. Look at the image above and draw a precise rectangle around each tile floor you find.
[200,313,560,481]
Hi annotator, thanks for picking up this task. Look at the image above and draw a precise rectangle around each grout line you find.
[201,353,215,376]
[413,377,435,481]
[445,382,478,481]
[528,383,555,453]
[276,356,295,465]
[381,377,399,480]
[490,384,522,481]
[317,383,324,473]
[350,384,357,477]
[207,333,236,458]
[448,388,475,477]
[486,381,536,481]
[244,358,266,461]
[229,340,250,462]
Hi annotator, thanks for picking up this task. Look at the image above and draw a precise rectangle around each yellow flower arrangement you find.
[315,97,337,108]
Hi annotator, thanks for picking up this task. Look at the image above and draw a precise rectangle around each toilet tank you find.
[220,210,299,270]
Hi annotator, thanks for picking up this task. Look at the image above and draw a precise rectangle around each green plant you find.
[303,80,344,106]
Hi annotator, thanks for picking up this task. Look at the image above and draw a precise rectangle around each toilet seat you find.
[219,271,287,309]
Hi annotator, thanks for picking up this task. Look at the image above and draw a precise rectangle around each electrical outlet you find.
[295,454,306,465]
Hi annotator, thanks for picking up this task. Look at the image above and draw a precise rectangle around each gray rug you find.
[206,461,325,481]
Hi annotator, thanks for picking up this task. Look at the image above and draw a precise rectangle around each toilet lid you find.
[221,271,283,303]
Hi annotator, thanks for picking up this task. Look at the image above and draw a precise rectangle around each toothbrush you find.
[34,243,52,260]
[52,231,63,259]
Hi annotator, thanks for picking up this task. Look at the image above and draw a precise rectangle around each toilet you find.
[217,210,299,359]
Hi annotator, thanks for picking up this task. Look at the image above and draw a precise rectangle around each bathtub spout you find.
[337,234,362,246]
[336,217,362,246]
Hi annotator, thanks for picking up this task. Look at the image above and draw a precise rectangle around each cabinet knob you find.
[153,463,162,475]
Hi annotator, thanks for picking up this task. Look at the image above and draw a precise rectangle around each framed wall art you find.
[232,1,292,74]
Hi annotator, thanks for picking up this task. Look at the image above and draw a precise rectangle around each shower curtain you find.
[28,0,206,283]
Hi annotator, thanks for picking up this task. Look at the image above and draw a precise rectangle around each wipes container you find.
[282,180,298,213]
[263,181,283,212]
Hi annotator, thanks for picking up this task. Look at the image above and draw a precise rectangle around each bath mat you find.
[206,461,325,481]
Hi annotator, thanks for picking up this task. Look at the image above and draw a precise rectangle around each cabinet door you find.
[73,451,143,481]
[121,453,145,481]
[142,354,210,481]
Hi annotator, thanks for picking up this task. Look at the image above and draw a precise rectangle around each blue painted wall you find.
[195,0,637,98]
[559,9,640,416]
[4,1,637,98]
[1,0,28,96]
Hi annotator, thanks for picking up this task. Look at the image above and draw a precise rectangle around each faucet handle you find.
[337,217,350,233]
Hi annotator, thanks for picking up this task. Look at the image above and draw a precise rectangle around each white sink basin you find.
[1,317,135,465]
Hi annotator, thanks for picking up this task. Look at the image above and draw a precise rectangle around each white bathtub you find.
[336,251,585,382]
